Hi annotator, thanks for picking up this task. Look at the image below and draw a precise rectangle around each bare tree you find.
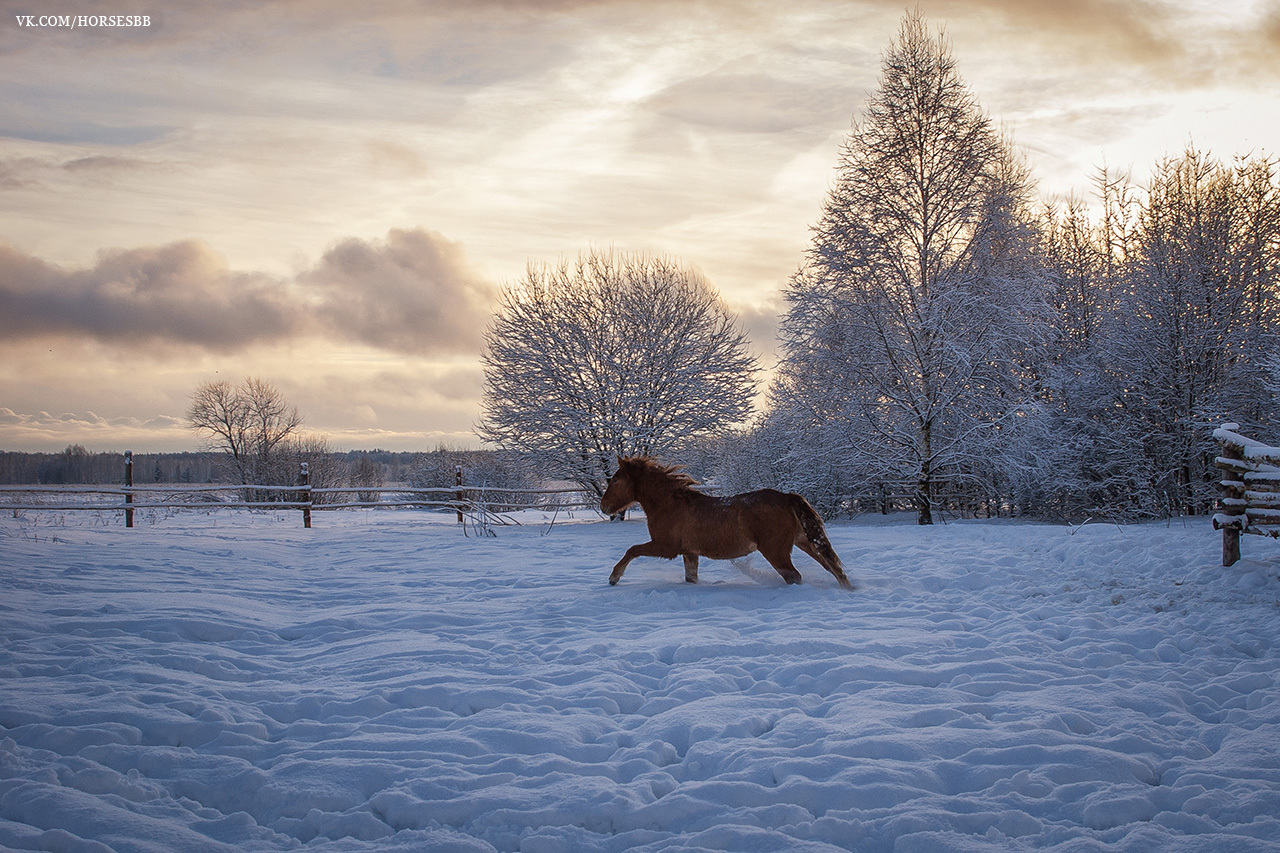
[286,434,344,503]
[478,250,758,495]
[348,452,386,504]
[188,377,303,486]
[776,10,1050,524]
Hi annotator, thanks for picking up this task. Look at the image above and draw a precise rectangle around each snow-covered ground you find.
[2,507,1279,852]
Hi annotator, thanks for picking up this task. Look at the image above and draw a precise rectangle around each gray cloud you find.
[0,241,302,351]
[426,365,488,402]
[0,153,148,191]
[0,229,494,356]
[303,228,494,355]
[60,155,146,172]
[0,154,155,199]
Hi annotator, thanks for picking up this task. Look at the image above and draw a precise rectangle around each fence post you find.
[456,465,464,524]
[124,450,134,528]
[1216,424,1245,566]
[300,462,312,529]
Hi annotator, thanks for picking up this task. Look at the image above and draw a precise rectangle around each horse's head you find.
[600,457,638,515]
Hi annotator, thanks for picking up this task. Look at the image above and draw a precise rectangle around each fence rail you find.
[0,453,600,529]
[1213,422,1280,565]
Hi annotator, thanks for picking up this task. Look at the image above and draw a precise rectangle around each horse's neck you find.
[633,475,677,515]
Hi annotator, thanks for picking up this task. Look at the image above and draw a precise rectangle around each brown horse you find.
[600,456,854,589]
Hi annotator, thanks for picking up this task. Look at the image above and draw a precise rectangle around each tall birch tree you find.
[776,10,1049,524]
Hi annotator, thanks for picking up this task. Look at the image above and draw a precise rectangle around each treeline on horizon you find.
[0,446,480,487]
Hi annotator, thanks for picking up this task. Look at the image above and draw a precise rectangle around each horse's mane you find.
[621,456,701,491]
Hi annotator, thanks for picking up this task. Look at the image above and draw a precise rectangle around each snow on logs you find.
[1214,422,1280,566]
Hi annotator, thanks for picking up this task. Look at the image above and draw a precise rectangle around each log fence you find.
[1213,422,1280,566]
[0,454,599,529]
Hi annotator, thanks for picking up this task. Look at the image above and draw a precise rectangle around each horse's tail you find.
[789,494,855,590]
[791,495,842,568]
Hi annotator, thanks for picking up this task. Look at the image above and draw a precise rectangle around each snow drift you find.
[2,510,1279,851]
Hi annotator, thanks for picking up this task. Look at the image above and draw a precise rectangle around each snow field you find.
[1,510,1279,852]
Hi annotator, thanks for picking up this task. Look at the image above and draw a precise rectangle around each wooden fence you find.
[0,453,598,529]
[1213,422,1280,565]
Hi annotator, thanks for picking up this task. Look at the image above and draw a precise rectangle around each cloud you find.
[0,153,149,193]
[0,121,172,146]
[730,297,784,361]
[1244,3,1280,73]
[0,159,33,189]
[0,229,494,356]
[0,408,183,431]
[647,70,850,135]
[60,155,146,172]
[0,407,190,452]
[0,241,303,351]
[938,0,1280,88]
[303,228,494,355]
[961,0,1180,62]
[367,140,429,178]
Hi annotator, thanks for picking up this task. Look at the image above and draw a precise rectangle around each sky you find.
[1,0,1278,453]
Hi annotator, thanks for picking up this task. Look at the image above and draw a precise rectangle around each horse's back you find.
[727,487,806,514]
[722,488,807,538]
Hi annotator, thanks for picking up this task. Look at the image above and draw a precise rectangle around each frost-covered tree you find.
[477,250,758,495]
[1113,149,1280,513]
[1028,151,1280,519]
[406,447,542,513]
[1042,192,1116,356]
[775,11,1050,524]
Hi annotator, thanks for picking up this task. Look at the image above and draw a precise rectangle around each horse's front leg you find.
[608,541,669,586]
[680,550,701,584]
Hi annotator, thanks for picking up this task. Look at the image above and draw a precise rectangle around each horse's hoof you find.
[608,577,619,586]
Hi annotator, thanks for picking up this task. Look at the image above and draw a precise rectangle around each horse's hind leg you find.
[759,544,803,585]
[683,554,699,584]
[797,541,855,590]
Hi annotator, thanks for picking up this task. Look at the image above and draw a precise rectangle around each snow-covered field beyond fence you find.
[2,509,1280,852]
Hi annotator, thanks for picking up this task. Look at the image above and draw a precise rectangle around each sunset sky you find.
[2,0,1278,453]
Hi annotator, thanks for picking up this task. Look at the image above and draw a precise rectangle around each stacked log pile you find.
[1213,422,1280,566]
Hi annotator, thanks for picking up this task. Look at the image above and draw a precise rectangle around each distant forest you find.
[0,445,425,486]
